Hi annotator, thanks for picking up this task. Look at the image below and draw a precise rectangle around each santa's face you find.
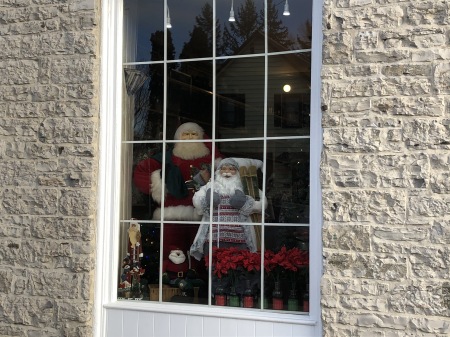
[219,164,237,178]
[180,131,200,140]
[214,166,242,195]
[169,249,186,264]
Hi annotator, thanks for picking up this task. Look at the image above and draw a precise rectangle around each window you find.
[113,0,321,316]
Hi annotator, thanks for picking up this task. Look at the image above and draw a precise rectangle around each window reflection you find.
[120,0,313,311]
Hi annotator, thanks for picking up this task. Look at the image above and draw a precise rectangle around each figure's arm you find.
[193,183,219,214]
[133,158,162,194]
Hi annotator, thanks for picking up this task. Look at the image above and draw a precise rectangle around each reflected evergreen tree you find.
[262,0,293,49]
[135,30,176,140]
[223,0,261,55]
[296,19,312,49]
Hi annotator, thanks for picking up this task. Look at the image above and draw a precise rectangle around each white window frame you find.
[94,0,323,336]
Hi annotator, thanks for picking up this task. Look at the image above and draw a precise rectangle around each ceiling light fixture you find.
[229,0,235,22]
[283,0,290,16]
[166,6,172,28]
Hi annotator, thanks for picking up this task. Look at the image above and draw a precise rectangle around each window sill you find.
[104,300,317,326]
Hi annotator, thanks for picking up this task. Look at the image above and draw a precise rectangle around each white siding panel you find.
[273,322,292,337]
[123,310,139,337]
[255,321,273,337]
[138,311,154,337]
[104,309,318,337]
[204,316,221,337]
[219,317,238,337]
[186,315,204,337]
[106,310,123,337]
[170,314,187,337]
[236,320,255,337]
[154,313,171,337]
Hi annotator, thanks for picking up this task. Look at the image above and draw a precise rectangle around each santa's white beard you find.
[173,142,210,160]
[214,173,243,196]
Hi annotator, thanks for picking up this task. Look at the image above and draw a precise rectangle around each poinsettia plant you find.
[207,246,261,279]
[264,246,309,284]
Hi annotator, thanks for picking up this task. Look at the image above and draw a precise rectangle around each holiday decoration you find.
[118,219,146,300]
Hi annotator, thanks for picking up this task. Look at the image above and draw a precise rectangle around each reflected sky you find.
[127,0,313,62]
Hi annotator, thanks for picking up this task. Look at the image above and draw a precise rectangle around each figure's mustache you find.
[221,172,233,177]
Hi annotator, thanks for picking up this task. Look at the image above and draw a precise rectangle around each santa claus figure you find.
[190,158,265,261]
[133,122,223,257]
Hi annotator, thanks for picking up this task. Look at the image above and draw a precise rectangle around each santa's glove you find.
[229,190,247,210]
[205,188,220,208]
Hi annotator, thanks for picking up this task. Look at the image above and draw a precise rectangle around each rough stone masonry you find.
[321,0,450,336]
[0,0,100,336]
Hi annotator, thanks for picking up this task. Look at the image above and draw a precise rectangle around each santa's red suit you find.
[133,123,222,257]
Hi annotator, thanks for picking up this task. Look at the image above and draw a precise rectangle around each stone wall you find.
[0,0,99,336]
[321,0,450,336]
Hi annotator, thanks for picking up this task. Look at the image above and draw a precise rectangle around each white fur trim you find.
[152,205,203,221]
[150,169,164,203]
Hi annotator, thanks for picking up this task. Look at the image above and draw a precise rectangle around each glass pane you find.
[123,64,164,142]
[215,57,264,139]
[118,220,159,301]
[168,0,213,60]
[267,53,311,137]
[217,0,264,57]
[263,225,309,312]
[265,139,310,224]
[267,0,312,51]
[209,231,262,307]
[167,60,213,135]
[124,0,164,63]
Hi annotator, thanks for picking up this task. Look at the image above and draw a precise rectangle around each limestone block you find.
[30,85,64,102]
[74,32,97,55]
[28,270,83,299]
[55,299,91,323]
[2,188,58,215]
[29,217,93,241]
[434,63,450,95]
[355,50,410,63]
[322,32,353,64]
[0,296,55,327]
[66,84,95,99]
[0,60,39,85]
[323,223,371,251]
[0,160,36,186]
[50,58,95,84]
[405,0,450,26]
[409,28,446,48]
[340,296,388,312]
[373,96,445,116]
[360,153,429,189]
[354,31,378,50]
[345,65,378,77]
[59,190,94,216]
[323,128,383,152]
[404,119,450,149]
[409,246,449,279]
[430,221,450,244]
[5,142,58,159]
[0,269,13,293]
[38,118,94,144]
[0,36,22,59]
[382,64,432,77]
[58,145,95,158]
[336,6,404,29]
[410,317,450,334]
[389,281,449,316]
[324,251,407,280]
[22,33,75,57]
[411,48,450,62]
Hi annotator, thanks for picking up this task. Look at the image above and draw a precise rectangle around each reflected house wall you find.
[216,33,311,202]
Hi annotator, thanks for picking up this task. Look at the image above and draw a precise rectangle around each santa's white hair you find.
[174,122,204,140]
